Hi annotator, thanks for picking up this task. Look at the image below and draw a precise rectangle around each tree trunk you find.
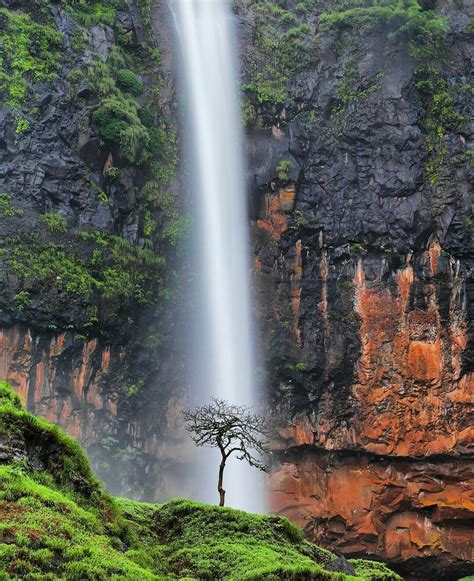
[218,460,226,506]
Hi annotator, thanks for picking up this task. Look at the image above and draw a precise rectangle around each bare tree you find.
[183,398,269,506]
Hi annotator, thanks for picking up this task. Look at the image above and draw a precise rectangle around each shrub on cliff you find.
[319,0,447,59]
[0,8,63,107]
[92,96,150,163]
[116,68,144,96]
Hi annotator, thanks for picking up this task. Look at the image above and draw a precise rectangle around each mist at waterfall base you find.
[171,0,266,513]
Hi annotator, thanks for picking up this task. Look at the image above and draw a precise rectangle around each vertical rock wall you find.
[241,0,474,577]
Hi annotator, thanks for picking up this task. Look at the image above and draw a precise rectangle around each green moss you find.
[332,59,383,116]
[0,8,63,108]
[277,160,294,181]
[62,0,119,26]
[0,229,166,330]
[349,559,403,580]
[0,382,402,580]
[0,194,23,218]
[116,68,144,96]
[295,362,308,371]
[0,382,22,410]
[415,66,465,186]
[42,212,67,234]
[14,117,30,134]
[243,6,314,113]
[0,386,100,499]
[319,0,447,59]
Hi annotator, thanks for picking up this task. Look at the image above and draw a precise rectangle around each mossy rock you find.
[0,382,402,580]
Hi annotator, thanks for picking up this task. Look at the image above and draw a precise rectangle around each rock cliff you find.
[0,0,187,500]
[239,0,473,578]
[0,0,473,578]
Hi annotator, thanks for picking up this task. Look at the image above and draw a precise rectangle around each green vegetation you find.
[141,186,189,247]
[61,0,120,27]
[14,116,30,134]
[0,382,101,494]
[0,8,63,108]
[85,56,178,171]
[0,194,23,218]
[243,3,314,112]
[319,0,447,59]
[0,381,401,580]
[42,212,67,234]
[295,362,308,371]
[116,68,144,96]
[277,160,294,181]
[0,225,168,331]
[0,230,166,308]
[13,291,31,312]
[414,66,465,185]
[92,96,150,163]
[332,61,383,116]
[291,209,309,233]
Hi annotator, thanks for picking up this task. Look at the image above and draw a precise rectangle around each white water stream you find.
[171,0,264,512]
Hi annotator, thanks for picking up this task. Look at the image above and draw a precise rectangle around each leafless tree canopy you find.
[184,398,269,470]
[183,398,270,505]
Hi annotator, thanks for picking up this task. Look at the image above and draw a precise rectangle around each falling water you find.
[171,0,265,512]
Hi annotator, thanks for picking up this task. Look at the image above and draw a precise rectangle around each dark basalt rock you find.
[326,555,356,575]
[239,0,474,577]
[0,0,473,577]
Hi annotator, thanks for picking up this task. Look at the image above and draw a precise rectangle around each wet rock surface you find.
[0,0,186,501]
[0,0,472,577]
[239,0,474,577]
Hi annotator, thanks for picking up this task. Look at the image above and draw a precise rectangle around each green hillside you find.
[0,382,400,580]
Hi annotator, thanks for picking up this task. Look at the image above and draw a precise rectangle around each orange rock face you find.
[257,185,295,241]
[256,235,474,577]
[0,325,115,445]
[271,252,473,458]
[269,453,474,574]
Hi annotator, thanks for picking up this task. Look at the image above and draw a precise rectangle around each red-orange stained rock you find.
[257,186,295,241]
[406,340,442,381]
[428,240,441,275]
[101,348,111,373]
[269,454,474,566]
[267,244,473,570]
[0,325,117,448]
[341,257,471,457]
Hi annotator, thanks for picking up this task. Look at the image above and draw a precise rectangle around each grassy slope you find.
[0,382,401,580]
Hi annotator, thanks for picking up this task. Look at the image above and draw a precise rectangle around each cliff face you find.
[0,0,473,578]
[239,0,473,578]
[0,0,187,500]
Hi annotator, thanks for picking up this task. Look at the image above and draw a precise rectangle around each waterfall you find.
[171,0,265,512]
